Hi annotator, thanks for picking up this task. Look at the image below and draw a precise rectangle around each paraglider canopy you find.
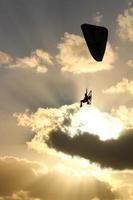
[81,24,108,61]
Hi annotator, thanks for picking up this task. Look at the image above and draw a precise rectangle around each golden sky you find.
[0,0,133,199]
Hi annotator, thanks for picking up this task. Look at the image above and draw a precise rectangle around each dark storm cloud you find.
[47,128,133,170]
[0,156,118,200]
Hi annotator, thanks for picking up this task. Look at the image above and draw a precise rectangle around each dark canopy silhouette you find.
[81,24,108,61]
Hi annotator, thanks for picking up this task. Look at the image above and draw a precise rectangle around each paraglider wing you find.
[81,24,108,61]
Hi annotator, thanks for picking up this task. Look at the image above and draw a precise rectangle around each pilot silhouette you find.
[80,89,92,107]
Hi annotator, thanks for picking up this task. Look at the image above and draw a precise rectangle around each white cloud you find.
[0,51,13,65]
[36,65,48,73]
[127,59,133,67]
[10,49,53,73]
[0,32,116,74]
[14,103,79,153]
[92,12,103,24]
[0,49,53,73]
[35,49,53,64]
[0,190,41,200]
[12,103,133,199]
[112,105,133,128]
[103,78,133,94]
[117,8,133,42]
[56,32,116,74]
[0,156,117,200]
[15,56,38,68]
[14,103,124,155]
[116,184,133,200]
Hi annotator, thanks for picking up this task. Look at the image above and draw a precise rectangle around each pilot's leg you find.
[80,100,83,107]
[87,99,91,104]
[87,100,90,104]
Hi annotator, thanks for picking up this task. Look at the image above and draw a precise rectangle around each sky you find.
[1,0,133,199]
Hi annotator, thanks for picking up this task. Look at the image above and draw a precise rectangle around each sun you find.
[70,106,124,140]
[53,105,124,178]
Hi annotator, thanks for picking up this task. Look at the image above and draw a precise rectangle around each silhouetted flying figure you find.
[80,89,92,107]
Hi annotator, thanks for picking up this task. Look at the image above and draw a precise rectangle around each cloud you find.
[117,8,133,42]
[0,156,45,197]
[14,101,133,170]
[0,190,40,200]
[111,171,133,199]
[0,156,118,200]
[103,78,133,95]
[0,32,116,74]
[56,32,116,74]
[14,103,80,153]
[92,12,103,24]
[15,102,133,170]
[13,103,133,197]
[0,49,53,73]
[14,104,123,154]
[14,102,133,169]
[10,49,53,73]
[111,106,133,128]
[127,59,133,67]
[116,184,133,200]
[0,51,13,65]
[48,128,133,170]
